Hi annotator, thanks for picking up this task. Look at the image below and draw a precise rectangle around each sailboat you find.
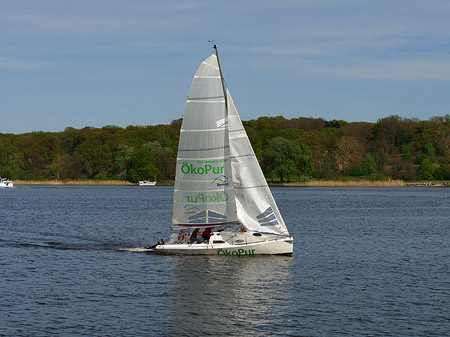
[151,46,293,255]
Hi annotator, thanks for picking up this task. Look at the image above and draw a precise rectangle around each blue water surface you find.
[1,186,449,336]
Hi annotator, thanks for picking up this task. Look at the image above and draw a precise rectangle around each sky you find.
[1,0,450,134]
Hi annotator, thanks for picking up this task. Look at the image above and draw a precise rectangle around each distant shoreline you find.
[14,179,135,186]
[11,179,449,187]
[12,179,178,186]
[275,180,405,187]
[274,180,450,187]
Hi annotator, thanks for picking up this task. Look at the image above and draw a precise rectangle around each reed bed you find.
[280,180,405,187]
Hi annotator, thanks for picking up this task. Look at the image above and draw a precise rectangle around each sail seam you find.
[181,128,227,133]
[194,75,220,79]
[171,221,238,229]
[178,146,230,152]
[229,136,249,141]
[177,155,231,161]
[187,96,223,100]
[233,185,268,189]
[174,187,234,192]
[174,180,234,185]
[187,100,224,103]
[231,154,254,159]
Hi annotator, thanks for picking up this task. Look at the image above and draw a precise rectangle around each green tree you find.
[334,136,365,175]
[116,144,134,177]
[391,160,418,181]
[263,138,295,182]
[292,143,314,179]
[57,153,90,180]
[262,137,314,182]
[434,164,450,180]
[415,153,427,165]
[126,148,158,181]
[423,142,435,157]
[142,141,176,180]
[361,154,377,176]
[401,144,413,161]
[0,145,24,178]
[418,158,435,180]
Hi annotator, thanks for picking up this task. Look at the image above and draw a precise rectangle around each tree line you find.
[1,114,450,182]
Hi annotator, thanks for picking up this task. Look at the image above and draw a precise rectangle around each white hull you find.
[138,180,156,186]
[0,180,13,188]
[154,239,293,255]
[152,230,293,256]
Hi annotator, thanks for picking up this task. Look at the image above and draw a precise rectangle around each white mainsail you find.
[172,54,237,227]
[173,50,289,236]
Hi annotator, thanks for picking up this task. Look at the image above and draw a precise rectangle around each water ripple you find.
[0,186,449,336]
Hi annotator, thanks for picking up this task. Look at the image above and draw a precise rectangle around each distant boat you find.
[148,46,293,255]
[0,178,14,188]
[138,180,156,186]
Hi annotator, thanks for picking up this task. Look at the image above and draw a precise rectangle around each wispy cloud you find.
[1,0,450,133]
[302,58,450,80]
[0,56,47,70]
[1,12,182,36]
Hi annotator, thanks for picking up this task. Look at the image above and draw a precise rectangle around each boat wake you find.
[9,241,114,251]
[116,247,155,253]
[6,240,153,252]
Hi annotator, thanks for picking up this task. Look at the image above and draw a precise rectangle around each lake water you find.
[1,186,448,336]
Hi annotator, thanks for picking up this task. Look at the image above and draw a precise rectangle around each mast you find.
[213,45,228,116]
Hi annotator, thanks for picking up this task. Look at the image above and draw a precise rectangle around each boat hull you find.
[138,180,156,186]
[153,237,293,256]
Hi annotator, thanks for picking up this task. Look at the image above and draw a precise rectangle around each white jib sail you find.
[172,54,238,227]
[227,91,289,235]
